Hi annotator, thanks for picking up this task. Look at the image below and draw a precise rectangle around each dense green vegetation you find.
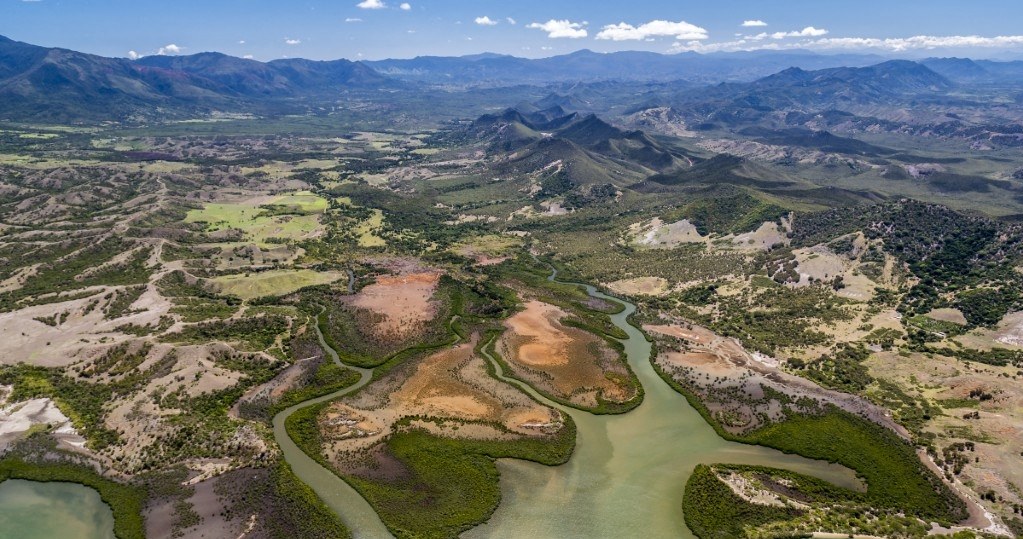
[683,464,810,539]
[654,362,966,530]
[742,411,963,522]
[261,462,353,539]
[161,315,289,351]
[684,463,939,539]
[287,402,575,539]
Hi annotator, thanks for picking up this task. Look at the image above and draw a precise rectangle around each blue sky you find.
[4,0,1023,60]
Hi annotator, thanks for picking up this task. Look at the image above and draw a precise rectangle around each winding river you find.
[274,272,860,539]
[271,314,394,539]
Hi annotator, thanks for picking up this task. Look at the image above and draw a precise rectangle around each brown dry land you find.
[498,300,634,409]
[865,349,1023,524]
[348,272,440,341]
[645,322,906,437]
[629,217,787,252]
[605,276,669,297]
[318,340,562,475]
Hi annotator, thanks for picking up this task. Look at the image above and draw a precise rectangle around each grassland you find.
[212,269,344,300]
[185,191,327,246]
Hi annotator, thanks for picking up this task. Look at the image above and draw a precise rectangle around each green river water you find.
[274,274,860,539]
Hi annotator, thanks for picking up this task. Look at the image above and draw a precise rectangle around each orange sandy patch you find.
[660,350,735,377]
[501,301,633,407]
[318,341,560,463]
[502,301,575,367]
[349,272,440,339]
[392,345,501,419]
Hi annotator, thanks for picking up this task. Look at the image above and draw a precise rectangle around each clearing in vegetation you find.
[185,191,327,245]
[211,269,344,300]
[497,300,638,413]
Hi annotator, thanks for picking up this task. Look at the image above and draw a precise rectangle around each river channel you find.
[274,273,860,538]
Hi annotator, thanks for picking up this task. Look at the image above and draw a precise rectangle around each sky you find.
[4,0,1023,61]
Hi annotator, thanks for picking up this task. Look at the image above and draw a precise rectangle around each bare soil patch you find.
[499,301,635,408]
[606,276,669,297]
[347,272,440,341]
[645,322,906,438]
[926,308,968,326]
[319,340,561,473]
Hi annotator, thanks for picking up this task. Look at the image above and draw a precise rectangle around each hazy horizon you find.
[6,31,1023,65]
[4,0,1023,62]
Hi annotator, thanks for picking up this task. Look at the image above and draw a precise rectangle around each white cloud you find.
[810,34,1023,51]
[741,20,767,27]
[772,26,828,39]
[596,19,708,41]
[526,19,588,39]
[670,33,1023,54]
[506,17,516,25]
[243,54,254,59]
[127,50,140,60]
[475,16,498,26]
[356,0,385,9]
[238,40,246,44]
[157,44,182,55]
[285,38,301,45]
[399,2,411,10]
[737,27,829,42]
[345,17,362,22]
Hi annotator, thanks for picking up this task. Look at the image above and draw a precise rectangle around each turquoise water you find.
[0,479,115,539]
[466,280,858,539]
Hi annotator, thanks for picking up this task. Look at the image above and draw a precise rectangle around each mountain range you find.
[3,34,1023,124]
[0,35,382,122]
